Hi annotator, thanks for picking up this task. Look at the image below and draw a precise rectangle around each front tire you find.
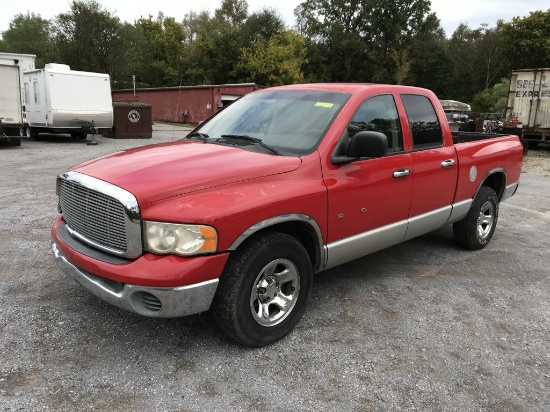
[212,231,313,347]
[453,186,499,250]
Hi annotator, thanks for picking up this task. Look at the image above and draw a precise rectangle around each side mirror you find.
[331,130,389,165]
[348,131,388,158]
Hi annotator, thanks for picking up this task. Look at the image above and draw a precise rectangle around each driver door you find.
[323,94,413,267]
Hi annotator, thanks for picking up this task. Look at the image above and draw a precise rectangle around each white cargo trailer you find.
[0,52,35,146]
[506,68,550,148]
[23,64,113,139]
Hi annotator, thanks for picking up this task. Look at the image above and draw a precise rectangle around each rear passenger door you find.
[400,94,458,239]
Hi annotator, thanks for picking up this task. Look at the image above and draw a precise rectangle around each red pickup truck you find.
[51,84,523,346]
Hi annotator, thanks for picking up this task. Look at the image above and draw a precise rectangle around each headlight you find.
[143,221,217,256]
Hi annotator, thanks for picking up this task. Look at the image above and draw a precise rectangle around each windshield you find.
[195,89,350,156]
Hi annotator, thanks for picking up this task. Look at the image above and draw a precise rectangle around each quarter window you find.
[401,94,443,149]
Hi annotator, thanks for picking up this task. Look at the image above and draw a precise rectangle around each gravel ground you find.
[1,127,549,411]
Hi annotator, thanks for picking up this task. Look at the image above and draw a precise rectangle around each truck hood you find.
[72,140,302,204]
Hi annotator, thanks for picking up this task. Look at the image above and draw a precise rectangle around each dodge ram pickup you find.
[51,84,523,346]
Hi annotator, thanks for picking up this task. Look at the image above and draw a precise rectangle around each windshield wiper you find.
[186,132,209,142]
[218,134,281,156]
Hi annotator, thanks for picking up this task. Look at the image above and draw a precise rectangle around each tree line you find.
[1,0,549,112]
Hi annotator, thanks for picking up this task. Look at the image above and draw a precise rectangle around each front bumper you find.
[52,242,219,318]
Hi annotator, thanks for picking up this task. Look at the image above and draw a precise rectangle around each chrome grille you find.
[59,179,128,252]
[56,171,141,258]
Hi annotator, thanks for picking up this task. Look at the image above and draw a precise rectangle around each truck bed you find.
[451,131,511,144]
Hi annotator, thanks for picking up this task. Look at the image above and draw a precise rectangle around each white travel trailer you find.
[0,52,35,146]
[23,64,113,139]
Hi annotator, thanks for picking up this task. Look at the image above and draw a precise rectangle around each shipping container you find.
[506,68,550,147]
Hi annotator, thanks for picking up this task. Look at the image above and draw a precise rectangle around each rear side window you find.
[401,94,443,149]
[348,94,403,153]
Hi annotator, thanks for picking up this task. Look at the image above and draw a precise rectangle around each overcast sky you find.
[1,0,548,37]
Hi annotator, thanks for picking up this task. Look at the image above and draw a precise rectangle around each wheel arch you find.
[228,214,325,273]
[476,168,507,202]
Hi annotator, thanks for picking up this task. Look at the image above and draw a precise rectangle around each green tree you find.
[406,13,453,96]
[365,0,433,83]
[471,78,510,114]
[239,8,284,45]
[133,13,187,87]
[477,22,509,88]
[295,0,373,82]
[447,22,509,102]
[182,11,215,84]
[54,1,124,77]
[502,9,550,70]
[209,0,250,83]
[237,30,307,85]
[0,12,58,68]
[215,0,248,26]
[447,24,478,101]
[294,0,433,83]
[112,22,149,89]
[181,0,252,85]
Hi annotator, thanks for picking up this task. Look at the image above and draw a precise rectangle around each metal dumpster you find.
[104,102,152,139]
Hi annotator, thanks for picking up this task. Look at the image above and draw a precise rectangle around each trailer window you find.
[401,94,443,149]
[24,82,30,105]
[33,81,40,104]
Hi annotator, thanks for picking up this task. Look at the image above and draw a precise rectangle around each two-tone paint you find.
[51,83,523,318]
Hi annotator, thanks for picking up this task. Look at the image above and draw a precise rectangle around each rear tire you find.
[453,186,499,250]
[26,127,38,140]
[212,231,313,347]
[70,132,87,139]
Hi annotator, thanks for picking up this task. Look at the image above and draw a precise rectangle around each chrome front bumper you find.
[52,242,219,318]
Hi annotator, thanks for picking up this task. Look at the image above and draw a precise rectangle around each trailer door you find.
[0,65,22,126]
[24,72,47,126]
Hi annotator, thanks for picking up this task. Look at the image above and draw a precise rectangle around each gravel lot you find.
[1,126,549,411]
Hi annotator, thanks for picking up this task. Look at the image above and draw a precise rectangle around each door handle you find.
[393,169,411,178]
[441,159,456,168]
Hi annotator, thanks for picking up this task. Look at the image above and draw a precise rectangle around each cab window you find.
[348,94,403,153]
[401,94,443,149]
